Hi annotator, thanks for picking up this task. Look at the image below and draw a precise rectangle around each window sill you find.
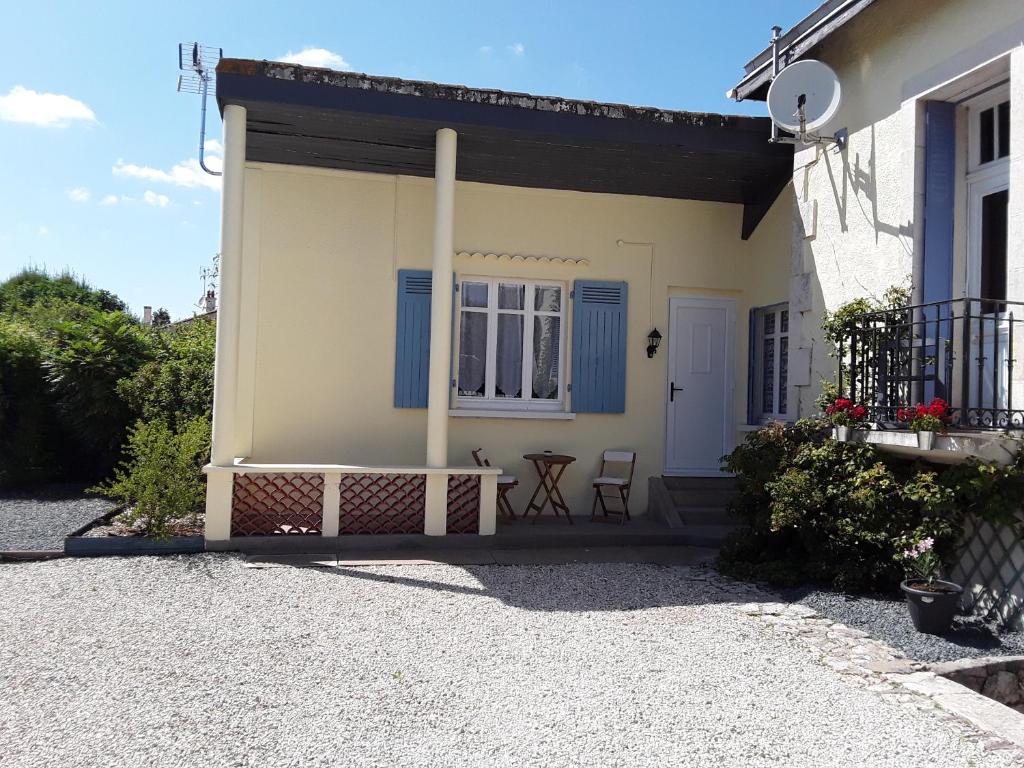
[449,409,577,420]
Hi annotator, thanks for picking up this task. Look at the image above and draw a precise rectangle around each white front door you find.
[664,296,734,475]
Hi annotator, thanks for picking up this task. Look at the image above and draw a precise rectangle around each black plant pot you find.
[900,579,963,635]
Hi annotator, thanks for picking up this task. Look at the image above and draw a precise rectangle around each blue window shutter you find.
[923,101,955,305]
[571,280,628,413]
[394,269,432,408]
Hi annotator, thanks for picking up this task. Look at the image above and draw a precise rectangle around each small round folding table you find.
[522,453,576,524]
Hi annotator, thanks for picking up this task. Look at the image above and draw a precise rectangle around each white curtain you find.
[496,315,523,398]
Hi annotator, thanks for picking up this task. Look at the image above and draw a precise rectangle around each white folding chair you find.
[591,450,636,524]
[472,448,519,520]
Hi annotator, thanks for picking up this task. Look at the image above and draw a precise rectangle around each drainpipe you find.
[210,104,247,467]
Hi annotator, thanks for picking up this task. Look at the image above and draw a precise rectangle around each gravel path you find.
[0,487,112,552]
[782,587,1024,663]
[0,555,1015,768]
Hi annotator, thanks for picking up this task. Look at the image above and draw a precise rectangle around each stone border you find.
[692,568,1024,760]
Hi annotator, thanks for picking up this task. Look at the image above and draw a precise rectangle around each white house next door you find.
[664,296,734,475]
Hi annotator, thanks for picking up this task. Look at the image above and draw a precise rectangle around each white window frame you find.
[965,85,1010,175]
[751,303,789,422]
[453,275,567,412]
[964,85,1010,306]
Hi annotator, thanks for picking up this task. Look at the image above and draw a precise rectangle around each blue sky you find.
[0,0,818,319]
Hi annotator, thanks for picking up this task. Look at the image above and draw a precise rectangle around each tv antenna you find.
[177,42,223,176]
[198,254,220,313]
[765,28,846,150]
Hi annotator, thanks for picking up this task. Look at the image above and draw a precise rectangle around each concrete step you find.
[662,476,737,491]
[681,524,742,549]
[676,506,735,526]
[669,488,737,508]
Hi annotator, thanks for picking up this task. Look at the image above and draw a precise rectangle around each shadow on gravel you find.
[322,562,770,613]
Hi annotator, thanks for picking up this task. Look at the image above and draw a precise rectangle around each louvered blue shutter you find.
[922,102,956,401]
[571,280,628,413]
[922,101,955,306]
[394,269,432,408]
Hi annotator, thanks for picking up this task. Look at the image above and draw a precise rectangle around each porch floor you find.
[219,513,706,557]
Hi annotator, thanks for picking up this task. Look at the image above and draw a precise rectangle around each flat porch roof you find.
[215,58,793,239]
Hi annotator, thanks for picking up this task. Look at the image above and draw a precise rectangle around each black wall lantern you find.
[646,328,662,358]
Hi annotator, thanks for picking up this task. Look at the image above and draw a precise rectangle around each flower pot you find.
[916,430,936,450]
[900,579,963,635]
[833,425,851,442]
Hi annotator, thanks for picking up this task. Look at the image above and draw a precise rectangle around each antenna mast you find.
[177,42,223,176]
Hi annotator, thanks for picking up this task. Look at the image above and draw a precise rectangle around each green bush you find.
[93,417,210,539]
[719,420,1024,592]
[118,318,215,429]
[0,319,63,486]
[0,268,126,317]
[45,310,155,477]
[0,269,150,487]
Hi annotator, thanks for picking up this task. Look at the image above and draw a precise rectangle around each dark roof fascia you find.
[731,0,879,102]
[217,59,780,156]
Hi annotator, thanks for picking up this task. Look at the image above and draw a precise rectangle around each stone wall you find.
[934,657,1024,713]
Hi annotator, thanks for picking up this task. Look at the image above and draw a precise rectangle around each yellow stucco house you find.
[202,52,796,547]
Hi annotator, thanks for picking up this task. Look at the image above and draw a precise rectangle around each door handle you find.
[670,382,684,402]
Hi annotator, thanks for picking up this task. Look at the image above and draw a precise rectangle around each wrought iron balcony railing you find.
[838,297,1024,430]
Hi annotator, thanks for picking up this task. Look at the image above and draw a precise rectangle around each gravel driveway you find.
[0,555,1013,768]
[0,487,111,552]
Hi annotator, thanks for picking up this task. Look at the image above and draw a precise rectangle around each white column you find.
[321,473,341,537]
[205,104,246,542]
[423,128,457,537]
[425,127,457,468]
[210,104,247,466]
[478,474,497,536]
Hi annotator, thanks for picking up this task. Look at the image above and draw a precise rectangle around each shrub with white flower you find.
[898,536,942,584]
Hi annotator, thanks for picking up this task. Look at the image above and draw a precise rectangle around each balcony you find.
[838,297,1024,463]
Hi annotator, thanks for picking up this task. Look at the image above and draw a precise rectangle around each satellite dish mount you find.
[766,27,847,151]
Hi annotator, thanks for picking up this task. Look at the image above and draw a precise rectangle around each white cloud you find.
[280,47,350,70]
[479,45,494,55]
[507,43,525,56]
[0,86,96,127]
[203,138,223,156]
[37,225,50,237]
[143,190,170,208]
[100,194,120,206]
[113,157,221,191]
[66,187,90,203]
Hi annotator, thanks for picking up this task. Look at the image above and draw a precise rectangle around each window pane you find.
[762,337,775,414]
[998,100,1010,159]
[495,315,523,398]
[532,316,560,399]
[780,309,789,334]
[763,311,776,336]
[779,336,789,416]
[534,285,562,312]
[458,312,487,397]
[981,188,1009,313]
[498,283,524,310]
[980,107,995,164]
[462,282,488,308]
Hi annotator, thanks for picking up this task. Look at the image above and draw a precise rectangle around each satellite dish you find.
[767,60,842,134]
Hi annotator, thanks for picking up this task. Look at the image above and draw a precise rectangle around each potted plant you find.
[898,536,963,635]
[897,397,950,450]
[825,397,867,441]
